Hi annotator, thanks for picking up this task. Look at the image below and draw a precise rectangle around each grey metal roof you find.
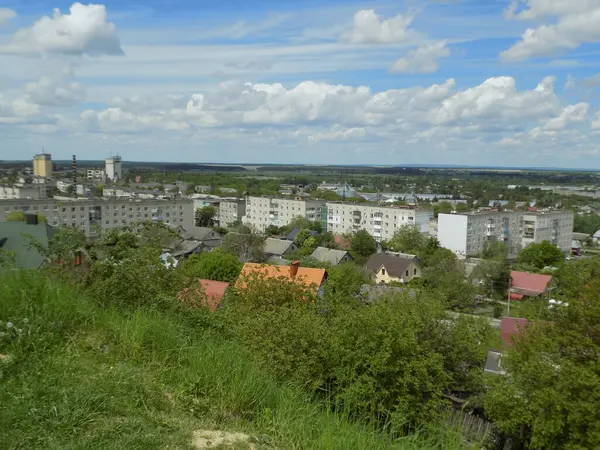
[0,221,55,269]
[310,247,351,265]
[170,240,203,257]
[264,238,296,256]
[572,232,591,241]
[182,227,221,241]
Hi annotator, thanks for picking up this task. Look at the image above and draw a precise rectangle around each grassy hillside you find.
[0,270,468,449]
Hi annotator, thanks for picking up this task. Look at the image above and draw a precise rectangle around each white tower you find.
[105,156,122,182]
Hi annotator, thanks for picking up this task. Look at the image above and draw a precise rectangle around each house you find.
[181,227,222,250]
[365,253,422,284]
[510,271,553,299]
[594,229,600,245]
[334,235,384,253]
[0,216,55,270]
[237,261,327,296]
[572,232,590,255]
[285,227,318,242]
[484,317,532,376]
[178,279,230,311]
[310,247,353,266]
[264,238,298,258]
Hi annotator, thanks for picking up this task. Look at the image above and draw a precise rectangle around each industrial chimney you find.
[290,260,300,278]
[72,154,77,186]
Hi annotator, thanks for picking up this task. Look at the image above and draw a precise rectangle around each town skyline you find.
[2,1,600,167]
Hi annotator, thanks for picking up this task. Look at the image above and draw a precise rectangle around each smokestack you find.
[72,155,77,186]
[290,260,300,278]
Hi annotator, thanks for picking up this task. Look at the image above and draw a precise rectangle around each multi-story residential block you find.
[521,211,573,252]
[325,202,433,242]
[105,156,122,182]
[0,184,51,200]
[33,153,52,179]
[438,210,574,258]
[216,198,246,227]
[87,169,106,181]
[244,196,324,232]
[0,197,193,236]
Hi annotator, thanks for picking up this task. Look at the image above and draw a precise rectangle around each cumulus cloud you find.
[76,75,583,149]
[1,3,123,56]
[502,1,600,61]
[24,76,86,106]
[542,103,588,130]
[0,8,17,26]
[341,9,415,44]
[390,41,450,74]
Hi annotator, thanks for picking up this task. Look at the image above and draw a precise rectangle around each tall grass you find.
[0,270,470,449]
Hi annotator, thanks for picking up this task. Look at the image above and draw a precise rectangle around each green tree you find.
[293,229,313,247]
[94,184,104,197]
[350,230,377,260]
[264,225,283,236]
[222,227,265,263]
[387,225,425,254]
[455,202,470,213]
[324,263,367,299]
[485,267,600,449]
[195,206,216,227]
[433,201,453,218]
[482,241,508,260]
[5,211,47,223]
[517,240,564,270]
[300,236,318,256]
[179,249,242,283]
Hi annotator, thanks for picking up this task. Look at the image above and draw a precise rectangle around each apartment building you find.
[0,184,51,200]
[438,210,574,258]
[521,211,573,252]
[244,196,324,232]
[87,169,106,181]
[105,156,122,182]
[33,153,52,179]
[0,197,193,236]
[325,202,433,242]
[217,198,246,227]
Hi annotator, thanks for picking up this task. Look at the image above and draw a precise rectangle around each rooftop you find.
[236,262,326,296]
[510,271,552,296]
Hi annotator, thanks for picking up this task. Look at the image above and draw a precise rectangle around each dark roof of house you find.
[182,226,221,241]
[0,221,55,269]
[286,228,317,241]
[170,240,203,257]
[365,254,417,278]
[310,247,351,265]
[264,238,296,256]
[510,271,552,296]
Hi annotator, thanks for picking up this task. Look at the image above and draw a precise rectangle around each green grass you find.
[0,270,469,449]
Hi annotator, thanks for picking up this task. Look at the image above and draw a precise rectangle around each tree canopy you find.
[350,230,377,260]
[517,241,564,270]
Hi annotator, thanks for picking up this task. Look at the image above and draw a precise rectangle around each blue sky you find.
[1,0,600,167]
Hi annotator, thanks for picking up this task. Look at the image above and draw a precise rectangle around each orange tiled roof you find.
[237,263,326,295]
[178,279,230,311]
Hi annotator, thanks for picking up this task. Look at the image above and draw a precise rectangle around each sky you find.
[1,1,600,168]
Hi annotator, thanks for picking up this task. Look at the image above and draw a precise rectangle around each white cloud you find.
[0,8,17,26]
[591,112,600,130]
[502,1,600,61]
[341,9,414,44]
[1,3,123,56]
[308,126,366,142]
[24,76,86,106]
[390,41,450,74]
[542,103,588,130]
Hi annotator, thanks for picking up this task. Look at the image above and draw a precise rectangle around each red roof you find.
[334,235,350,250]
[510,271,552,296]
[177,279,230,311]
[501,317,530,348]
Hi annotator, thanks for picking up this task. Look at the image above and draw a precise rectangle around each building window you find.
[381,268,386,275]
[71,207,76,212]
[405,270,409,276]
[81,207,85,211]
[414,269,417,275]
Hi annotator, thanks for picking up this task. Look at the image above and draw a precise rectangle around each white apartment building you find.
[325,202,433,242]
[0,184,50,200]
[87,169,106,181]
[105,156,122,182]
[244,196,324,232]
[216,198,246,227]
[0,197,194,237]
[438,210,574,258]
